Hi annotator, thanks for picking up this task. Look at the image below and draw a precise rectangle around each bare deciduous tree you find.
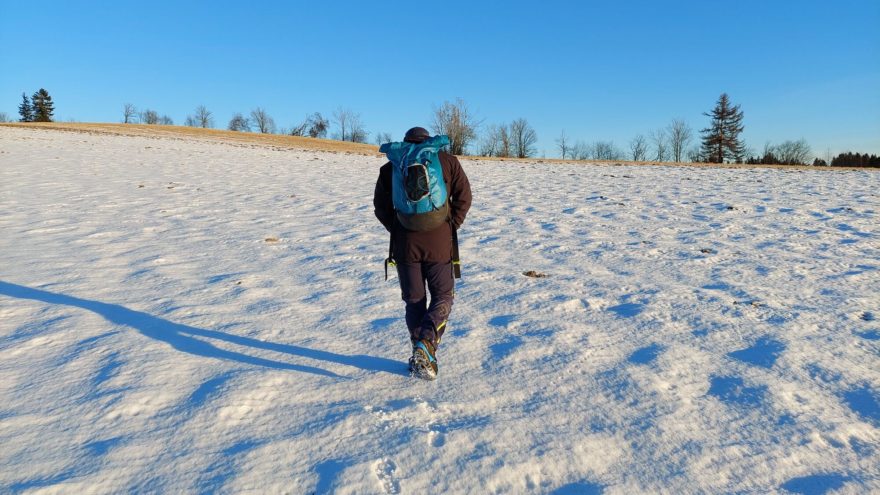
[122,103,137,124]
[478,124,517,158]
[667,119,693,163]
[570,141,591,160]
[593,141,622,160]
[332,107,355,141]
[762,141,774,159]
[289,117,309,136]
[431,98,479,155]
[510,118,538,158]
[375,132,393,145]
[775,139,812,165]
[556,130,570,160]
[498,125,511,158]
[652,129,668,162]
[159,115,174,125]
[0,112,10,123]
[331,108,367,142]
[349,117,368,143]
[193,105,213,128]
[746,140,812,165]
[140,109,159,125]
[228,113,250,132]
[250,107,275,134]
[629,134,648,161]
[479,124,501,157]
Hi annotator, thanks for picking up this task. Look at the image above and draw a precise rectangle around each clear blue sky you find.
[2,0,878,158]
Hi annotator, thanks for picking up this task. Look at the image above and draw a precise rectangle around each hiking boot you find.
[409,339,438,380]
[408,339,418,372]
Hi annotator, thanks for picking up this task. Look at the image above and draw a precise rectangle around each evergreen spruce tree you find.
[700,93,745,163]
[18,92,33,122]
[31,88,55,122]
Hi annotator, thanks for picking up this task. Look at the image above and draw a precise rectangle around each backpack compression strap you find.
[385,235,395,281]
[451,225,461,279]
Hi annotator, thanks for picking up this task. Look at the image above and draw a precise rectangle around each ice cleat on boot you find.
[409,339,438,380]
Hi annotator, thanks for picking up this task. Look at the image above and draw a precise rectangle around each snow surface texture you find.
[1,126,878,494]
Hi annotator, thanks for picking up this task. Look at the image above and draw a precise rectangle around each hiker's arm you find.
[448,156,472,230]
[373,164,395,232]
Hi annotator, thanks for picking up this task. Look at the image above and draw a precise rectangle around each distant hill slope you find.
[0,122,383,155]
[1,122,871,170]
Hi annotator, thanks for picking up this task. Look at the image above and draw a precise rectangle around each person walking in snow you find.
[374,126,472,380]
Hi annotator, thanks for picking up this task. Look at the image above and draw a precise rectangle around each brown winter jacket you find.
[374,151,472,263]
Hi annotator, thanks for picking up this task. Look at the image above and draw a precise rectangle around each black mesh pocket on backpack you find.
[404,163,430,202]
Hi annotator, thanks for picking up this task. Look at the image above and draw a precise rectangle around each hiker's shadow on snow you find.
[0,281,407,378]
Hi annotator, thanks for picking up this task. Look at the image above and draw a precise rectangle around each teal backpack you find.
[379,135,450,232]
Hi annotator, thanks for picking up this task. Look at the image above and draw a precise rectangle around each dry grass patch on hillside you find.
[1,122,871,171]
[0,122,383,156]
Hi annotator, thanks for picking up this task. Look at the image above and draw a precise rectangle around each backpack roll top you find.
[380,135,451,232]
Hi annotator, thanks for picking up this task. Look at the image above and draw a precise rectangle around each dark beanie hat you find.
[404,127,431,143]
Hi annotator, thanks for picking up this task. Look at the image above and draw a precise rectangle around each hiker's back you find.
[379,135,451,232]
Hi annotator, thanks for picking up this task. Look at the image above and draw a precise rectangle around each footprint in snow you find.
[781,473,848,495]
[842,386,880,427]
[488,314,516,327]
[549,481,605,495]
[375,458,400,494]
[427,415,491,449]
[628,343,664,365]
[486,336,524,367]
[427,429,446,448]
[708,375,767,408]
[607,302,644,318]
[728,336,785,369]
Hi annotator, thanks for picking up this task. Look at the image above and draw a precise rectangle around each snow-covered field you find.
[1,126,878,494]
